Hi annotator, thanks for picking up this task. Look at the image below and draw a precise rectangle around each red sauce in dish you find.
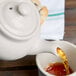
[45,62,73,76]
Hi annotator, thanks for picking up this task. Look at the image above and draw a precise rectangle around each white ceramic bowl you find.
[36,41,76,76]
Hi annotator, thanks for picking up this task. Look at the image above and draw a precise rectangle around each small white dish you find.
[36,41,76,76]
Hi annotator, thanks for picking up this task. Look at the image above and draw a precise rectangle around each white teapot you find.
[0,0,75,63]
[0,0,69,61]
[0,0,52,60]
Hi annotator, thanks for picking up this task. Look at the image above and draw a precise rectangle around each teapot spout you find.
[35,39,56,54]
[28,39,60,55]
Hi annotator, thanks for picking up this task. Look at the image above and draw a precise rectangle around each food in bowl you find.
[45,47,73,76]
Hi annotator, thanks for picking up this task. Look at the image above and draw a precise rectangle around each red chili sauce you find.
[45,62,73,76]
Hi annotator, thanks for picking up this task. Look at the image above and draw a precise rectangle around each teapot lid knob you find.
[18,3,31,16]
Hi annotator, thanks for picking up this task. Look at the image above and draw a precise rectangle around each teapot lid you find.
[0,0,40,40]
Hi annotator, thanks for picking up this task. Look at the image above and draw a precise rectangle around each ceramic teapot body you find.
[0,0,41,60]
[0,0,50,60]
